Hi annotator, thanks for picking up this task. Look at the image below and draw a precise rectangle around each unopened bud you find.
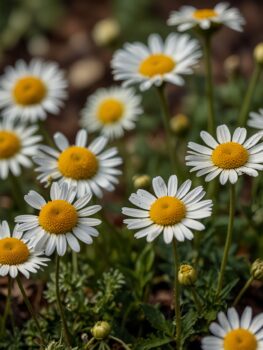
[224,55,241,77]
[251,259,263,281]
[178,264,197,286]
[254,43,263,65]
[91,321,111,340]
[170,114,190,136]
[92,18,120,47]
[133,175,151,190]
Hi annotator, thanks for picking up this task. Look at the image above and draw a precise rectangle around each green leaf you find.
[141,304,173,336]
[135,334,173,350]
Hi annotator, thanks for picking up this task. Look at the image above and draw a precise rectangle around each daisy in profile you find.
[122,175,212,244]
[111,33,201,91]
[167,3,245,32]
[186,124,263,185]
[248,109,263,130]
[0,221,49,279]
[34,129,122,198]
[0,118,42,179]
[0,59,67,123]
[16,182,102,256]
[202,306,263,350]
[81,86,143,139]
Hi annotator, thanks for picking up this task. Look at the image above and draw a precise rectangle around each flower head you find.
[168,3,245,32]
[81,87,142,139]
[122,175,212,244]
[0,59,67,123]
[186,125,263,185]
[111,33,201,91]
[34,129,122,198]
[202,307,263,350]
[15,182,102,256]
[178,264,197,286]
[0,221,49,279]
[0,118,41,179]
[251,259,263,281]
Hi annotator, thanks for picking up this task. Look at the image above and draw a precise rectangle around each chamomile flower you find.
[0,118,41,179]
[186,125,263,185]
[111,33,201,91]
[34,129,122,198]
[81,87,142,139]
[202,306,263,350]
[122,175,212,244]
[15,182,102,256]
[248,109,263,130]
[167,3,245,32]
[0,59,67,122]
[0,221,49,279]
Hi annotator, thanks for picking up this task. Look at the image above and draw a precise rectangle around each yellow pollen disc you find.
[39,200,78,235]
[58,146,98,180]
[0,237,30,265]
[97,98,124,124]
[224,329,257,350]
[211,142,248,169]
[13,76,46,106]
[149,196,186,226]
[0,131,21,159]
[139,54,175,77]
[193,9,218,20]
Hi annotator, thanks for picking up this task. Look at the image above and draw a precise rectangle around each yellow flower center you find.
[211,142,248,169]
[0,131,21,159]
[97,98,124,124]
[13,76,46,106]
[224,329,257,350]
[193,9,218,20]
[58,146,98,180]
[39,200,78,235]
[0,237,30,265]
[149,196,186,226]
[139,54,175,77]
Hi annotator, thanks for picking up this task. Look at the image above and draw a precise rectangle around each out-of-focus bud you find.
[133,175,151,190]
[92,18,120,47]
[91,321,111,340]
[224,55,241,77]
[170,114,190,136]
[254,43,263,65]
[251,259,263,281]
[178,264,197,286]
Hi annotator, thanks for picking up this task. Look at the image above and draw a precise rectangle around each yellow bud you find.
[92,18,120,47]
[170,114,190,136]
[254,43,263,64]
[91,321,111,340]
[133,175,151,190]
[251,259,263,281]
[178,264,197,286]
[224,55,241,77]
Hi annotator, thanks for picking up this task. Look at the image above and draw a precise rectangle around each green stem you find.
[216,184,236,298]
[84,337,96,349]
[16,276,45,347]
[191,286,202,312]
[109,336,132,350]
[203,35,216,135]
[9,174,25,210]
[233,276,254,307]
[0,276,12,336]
[55,255,72,348]
[72,251,78,275]
[172,239,182,350]
[238,63,262,127]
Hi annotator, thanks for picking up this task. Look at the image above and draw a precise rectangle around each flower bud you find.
[170,114,190,136]
[254,43,263,65]
[133,175,151,190]
[92,18,120,47]
[91,321,111,340]
[178,264,197,286]
[224,55,241,77]
[251,259,263,281]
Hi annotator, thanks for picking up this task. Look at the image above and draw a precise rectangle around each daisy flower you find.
[122,175,212,244]
[81,86,143,139]
[15,182,102,256]
[0,221,49,279]
[186,124,263,185]
[34,129,122,198]
[167,3,245,32]
[111,33,201,91]
[0,118,41,179]
[202,306,263,350]
[248,109,263,130]
[0,59,67,123]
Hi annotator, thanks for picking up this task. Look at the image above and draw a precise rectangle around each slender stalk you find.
[233,276,254,307]
[84,337,96,349]
[216,184,236,298]
[172,239,182,350]
[191,286,202,312]
[16,276,45,347]
[55,255,72,348]
[238,63,262,127]
[0,276,12,336]
[109,336,132,350]
[9,174,25,210]
[203,35,216,135]
[72,251,78,275]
